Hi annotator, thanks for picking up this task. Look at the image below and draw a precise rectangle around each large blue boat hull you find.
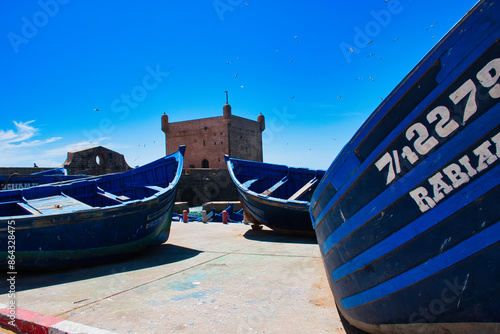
[237,188,314,235]
[226,156,324,236]
[310,1,500,332]
[0,147,184,269]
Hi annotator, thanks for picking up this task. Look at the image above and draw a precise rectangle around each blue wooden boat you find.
[0,168,86,190]
[309,2,500,333]
[225,155,325,236]
[0,146,185,269]
[233,208,244,222]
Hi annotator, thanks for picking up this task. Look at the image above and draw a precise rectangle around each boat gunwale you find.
[225,155,323,206]
[0,146,185,222]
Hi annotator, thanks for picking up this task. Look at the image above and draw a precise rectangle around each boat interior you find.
[231,159,325,202]
[0,157,179,217]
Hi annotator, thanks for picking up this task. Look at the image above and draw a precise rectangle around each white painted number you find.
[376,152,396,185]
[427,106,459,138]
[477,58,500,99]
[377,57,500,188]
[406,123,439,155]
[449,79,477,124]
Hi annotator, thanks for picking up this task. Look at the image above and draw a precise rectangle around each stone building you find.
[161,99,265,169]
[62,146,132,175]
[0,146,132,178]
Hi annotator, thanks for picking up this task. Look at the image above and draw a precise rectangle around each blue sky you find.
[1,0,479,170]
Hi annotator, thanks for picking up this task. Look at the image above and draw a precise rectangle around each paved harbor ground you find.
[1,221,366,333]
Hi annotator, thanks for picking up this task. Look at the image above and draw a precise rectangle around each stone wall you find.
[228,115,264,162]
[62,146,132,175]
[162,103,265,169]
[165,116,229,169]
[0,146,131,177]
[176,168,239,206]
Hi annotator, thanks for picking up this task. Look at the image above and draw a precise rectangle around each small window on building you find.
[203,140,206,146]
[202,159,209,168]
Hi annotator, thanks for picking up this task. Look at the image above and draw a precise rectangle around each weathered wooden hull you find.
[0,146,184,269]
[309,2,500,333]
[238,192,314,236]
[226,156,324,236]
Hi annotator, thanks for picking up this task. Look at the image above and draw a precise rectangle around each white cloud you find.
[0,121,65,167]
[0,120,45,147]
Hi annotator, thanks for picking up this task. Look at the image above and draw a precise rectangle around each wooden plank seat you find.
[288,178,319,201]
[144,185,165,193]
[17,202,42,215]
[97,187,130,203]
[261,175,289,196]
[25,195,93,215]
[242,174,268,189]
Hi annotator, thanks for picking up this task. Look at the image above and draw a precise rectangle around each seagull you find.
[235,73,238,78]
[94,108,99,111]
[367,41,373,45]
[426,22,439,30]
[338,95,341,99]
[367,53,375,57]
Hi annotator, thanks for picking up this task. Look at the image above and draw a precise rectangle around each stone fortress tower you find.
[161,93,265,169]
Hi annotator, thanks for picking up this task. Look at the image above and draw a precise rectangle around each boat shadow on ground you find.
[242,227,318,245]
[12,244,202,293]
[337,306,371,334]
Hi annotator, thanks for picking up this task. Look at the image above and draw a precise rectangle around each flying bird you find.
[426,22,439,30]
[94,108,99,111]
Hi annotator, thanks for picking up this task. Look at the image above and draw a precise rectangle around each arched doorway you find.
[202,159,209,168]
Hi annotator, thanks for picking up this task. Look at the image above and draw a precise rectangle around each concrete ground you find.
[1,221,366,334]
